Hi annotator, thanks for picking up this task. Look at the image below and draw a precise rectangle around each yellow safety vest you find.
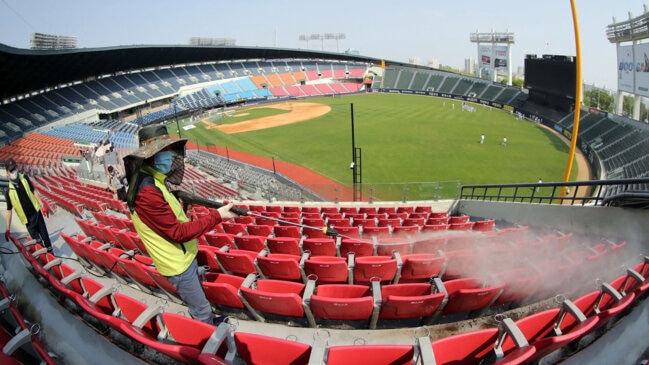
[7,173,41,225]
[131,166,197,276]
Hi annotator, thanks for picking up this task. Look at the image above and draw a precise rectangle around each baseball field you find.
[175,93,581,201]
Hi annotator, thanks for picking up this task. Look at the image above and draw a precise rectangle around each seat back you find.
[201,274,246,309]
[326,345,415,365]
[431,328,499,365]
[214,248,259,277]
[233,235,267,252]
[340,238,373,257]
[239,280,305,317]
[400,253,447,283]
[302,238,337,257]
[309,284,374,320]
[353,256,398,285]
[234,332,312,365]
[441,278,504,315]
[266,237,302,256]
[204,232,235,248]
[303,256,348,284]
[379,284,447,320]
[256,254,303,281]
[273,225,302,239]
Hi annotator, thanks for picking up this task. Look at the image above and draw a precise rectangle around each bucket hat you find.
[123,124,187,178]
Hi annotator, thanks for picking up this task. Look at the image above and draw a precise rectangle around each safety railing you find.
[459,178,649,207]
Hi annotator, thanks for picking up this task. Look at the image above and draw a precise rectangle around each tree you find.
[583,89,614,112]
[621,95,648,121]
[500,77,524,88]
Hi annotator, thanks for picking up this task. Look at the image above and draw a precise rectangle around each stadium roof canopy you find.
[0,43,383,101]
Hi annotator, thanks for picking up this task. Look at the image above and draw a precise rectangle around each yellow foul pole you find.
[562,0,582,193]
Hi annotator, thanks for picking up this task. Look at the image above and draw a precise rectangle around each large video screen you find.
[524,56,576,98]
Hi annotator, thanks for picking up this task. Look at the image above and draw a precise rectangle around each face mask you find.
[8,171,18,180]
[153,151,173,174]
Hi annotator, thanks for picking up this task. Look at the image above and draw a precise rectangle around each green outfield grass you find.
[175,93,577,200]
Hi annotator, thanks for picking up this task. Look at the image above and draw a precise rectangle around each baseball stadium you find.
[0,6,649,365]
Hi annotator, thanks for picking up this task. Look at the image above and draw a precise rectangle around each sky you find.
[0,0,647,90]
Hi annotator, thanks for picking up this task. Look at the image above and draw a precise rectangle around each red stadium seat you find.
[339,238,374,257]
[501,302,599,363]
[473,219,496,231]
[378,282,447,324]
[398,253,447,283]
[256,253,305,282]
[141,265,183,303]
[196,245,222,273]
[303,256,349,284]
[301,206,320,214]
[246,224,274,237]
[302,217,326,228]
[392,225,420,236]
[421,224,450,232]
[327,218,351,227]
[412,236,447,254]
[403,217,425,227]
[493,267,540,306]
[571,285,636,332]
[302,238,337,257]
[339,206,358,216]
[273,225,302,239]
[202,273,247,310]
[358,206,378,215]
[375,238,412,256]
[362,226,391,240]
[449,215,470,224]
[239,279,307,321]
[233,332,312,365]
[233,234,267,252]
[266,236,302,256]
[114,254,157,294]
[308,284,375,323]
[221,222,247,235]
[440,277,505,316]
[204,232,235,248]
[426,216,450,225]
[352,255,398,285]
[352,217,376,228]
[326,344,415,365]
[214,246,259,277]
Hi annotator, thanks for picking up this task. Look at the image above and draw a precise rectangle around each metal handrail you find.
[459,178,649,206]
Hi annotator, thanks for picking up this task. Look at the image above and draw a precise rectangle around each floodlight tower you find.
[470,30,515,85]
[606,5,649,120]
[299,33,346,51]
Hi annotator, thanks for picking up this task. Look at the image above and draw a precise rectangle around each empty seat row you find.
[0,277,57,365]
[8,219,649,365]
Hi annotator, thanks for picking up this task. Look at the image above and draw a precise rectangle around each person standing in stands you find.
[123,124,237,325]
[3,158,53,251]
[107,165,127,201]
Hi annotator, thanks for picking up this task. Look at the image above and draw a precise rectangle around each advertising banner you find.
[479,45,508,69]
[494,45,508,69]
[634,42,649,96]
[479,45,492,67]
[617,44,634,93]
[617,43,649,97]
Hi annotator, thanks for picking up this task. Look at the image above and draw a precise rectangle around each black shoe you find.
[212,316,229,326]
